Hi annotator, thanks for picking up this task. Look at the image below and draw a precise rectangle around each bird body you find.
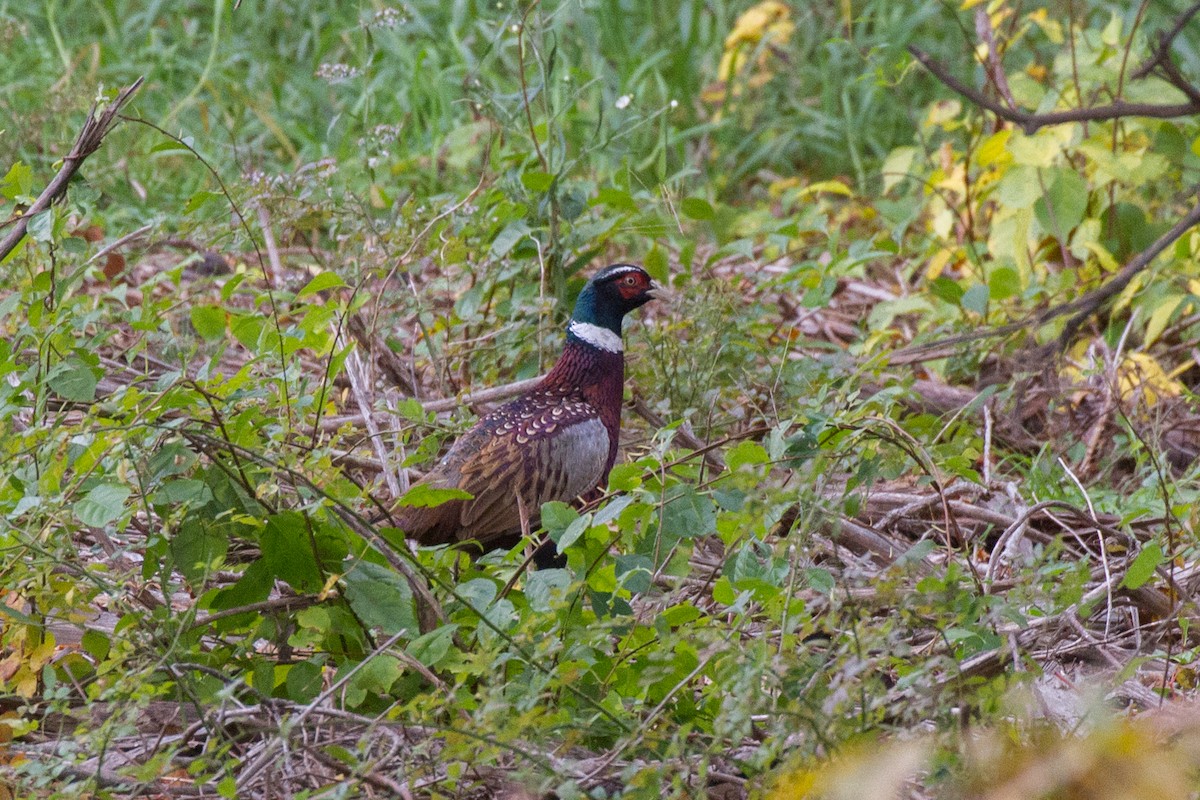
[394,264,660,552]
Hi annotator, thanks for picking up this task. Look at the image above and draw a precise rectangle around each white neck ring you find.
[568,321,623,353]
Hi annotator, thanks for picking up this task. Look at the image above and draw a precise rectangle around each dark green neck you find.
[571,283,623,335]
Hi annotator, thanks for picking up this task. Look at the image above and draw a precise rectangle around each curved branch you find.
[1131,2,1200,80]
[890,195,1200,364]
[0,78,144,261]
[908,46,1199,134]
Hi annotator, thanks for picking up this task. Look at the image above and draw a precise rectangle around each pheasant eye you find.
[623,275,637,286]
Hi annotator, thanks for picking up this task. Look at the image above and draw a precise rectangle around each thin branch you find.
[908,46,1199,134]
[0,78,144,261]
[974,6,1017,110]
[1131,1,1200,79]
[890,195,1200,364]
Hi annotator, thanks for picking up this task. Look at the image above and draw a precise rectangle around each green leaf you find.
[727,441,769,470]
[988,267,1021,301]
[555,515,591,551]
[1035,169,1088,235]
[520,170,555,192]
[190,305,227,340]
[74,483,131,527]
[171,518,228,584]
[1,161,33,199]
[1122,541,1163,590]
[592,187,637,212]
[285,660,324,702]
[48,359,98,402]
[960,282,990,316]
[661,485,716,539]
[680,197,715,221]
[540,501,577,533]
[929,276,965,306]
[297,271,346,298]
[490,220,531,258]
[644,246,668,283]
[1144,295,1184,347]
[407,624,458,668]
[184,190,222,214]
[27,210,54,243]
[261,512,323,592]
[396,484,472,509]
[343,561,419,636]
[524,569,572,612]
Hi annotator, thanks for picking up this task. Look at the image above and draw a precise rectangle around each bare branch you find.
[0,78,144,261]
[974,6,1018,110]
[908,46,1199,134]
[890,195,1200,364]
[1131,1,1200,79]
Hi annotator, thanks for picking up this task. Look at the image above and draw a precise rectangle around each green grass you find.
[5,1,1200,797]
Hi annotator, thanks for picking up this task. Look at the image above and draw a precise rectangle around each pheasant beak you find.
[646,280,671,305]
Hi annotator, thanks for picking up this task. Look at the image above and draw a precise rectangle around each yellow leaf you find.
[796,180,853,199]
[1119,352,1183,406]
[925,248,954,280]
[1143,294,1184,347]
[724,1,792,48]
[714,1,794,92]
[976,130,1012,168]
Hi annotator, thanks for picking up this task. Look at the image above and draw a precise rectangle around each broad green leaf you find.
[661,485,716,539]
[592,187,638,212]
[190,305,226,340]
[1122,541,1164,590]
[170,518,228,584]
[727,440,769,470]
[27,210,55,243]
[520,170,554,192]
[644,246,668,283]
[524,569,572,612]
[261,512,323,592]
[1,161,33,199]
[555,514,591,550]
[960,282,990,316]
[154,479,213,505]
[48,359,98,402]
[1035,169,1088,235]
[396,484,472,509]
[343,561,419,636]
[490,220,531,258]
[881,146,916,193]
[74,483,131,527]
[284,660,324,702]
[297,271,346,298]
[407,624,458,668]
[680,197,715,220]
[988,267,1021,301]
[184,190,222,214]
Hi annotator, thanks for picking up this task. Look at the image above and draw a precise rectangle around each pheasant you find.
[393,263,661,555]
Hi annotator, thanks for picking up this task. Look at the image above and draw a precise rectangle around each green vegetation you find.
[3,1,1200,797]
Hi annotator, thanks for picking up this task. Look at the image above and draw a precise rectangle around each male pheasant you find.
[394,263,661,554]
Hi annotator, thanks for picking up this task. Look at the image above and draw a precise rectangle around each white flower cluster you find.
[315,63,362,83]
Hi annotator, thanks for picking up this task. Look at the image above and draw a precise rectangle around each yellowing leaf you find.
[1118,352,1183,406]
[724,0,792,49]
[1143,295,1185,347]
[976,130,1013,168]
[881,146,916,193]
[713,0,794,97]
[796,180,853,199]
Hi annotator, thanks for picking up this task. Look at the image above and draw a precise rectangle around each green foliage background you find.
[3,1,1200,797]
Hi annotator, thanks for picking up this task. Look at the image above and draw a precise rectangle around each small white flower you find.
[510,23,519,33]
[670,99,679,109]
[615,94,632,110]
